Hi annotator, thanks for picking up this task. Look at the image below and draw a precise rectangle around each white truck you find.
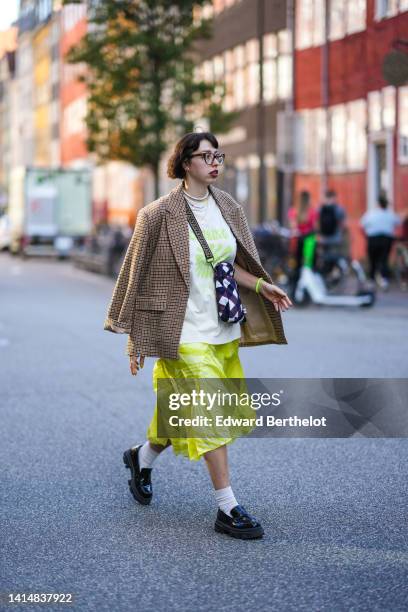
[8,166,92,257]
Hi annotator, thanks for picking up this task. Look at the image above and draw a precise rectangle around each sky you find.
[0,1,19,31]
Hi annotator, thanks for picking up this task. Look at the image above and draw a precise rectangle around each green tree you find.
[63,0,240,198]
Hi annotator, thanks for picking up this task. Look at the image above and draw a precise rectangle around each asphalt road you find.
[1,254,407,612]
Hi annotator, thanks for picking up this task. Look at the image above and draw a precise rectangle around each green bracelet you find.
[255,277,264,294]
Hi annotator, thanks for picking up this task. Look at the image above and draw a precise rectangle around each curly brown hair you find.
[167,131,219,180]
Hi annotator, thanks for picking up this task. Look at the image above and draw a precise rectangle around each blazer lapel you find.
[165,182,242,289]
[165,183,190,289]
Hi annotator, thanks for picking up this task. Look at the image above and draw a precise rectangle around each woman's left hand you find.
[259,282,293,313]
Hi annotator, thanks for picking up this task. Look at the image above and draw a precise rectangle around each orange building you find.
[59,3,143,227]
[60,3,88,166]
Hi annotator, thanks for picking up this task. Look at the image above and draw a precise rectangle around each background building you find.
[60,2,143,227]
[16,0,36,170]
[286,0,408,258]
[163,0,295,227]
[32,0,53,166]
[60,2,87,167]
[0,28,18,212]
[1,0,407,255]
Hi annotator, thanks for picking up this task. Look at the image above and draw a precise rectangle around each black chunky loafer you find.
[214,504,264,539]
[123,445,153,505]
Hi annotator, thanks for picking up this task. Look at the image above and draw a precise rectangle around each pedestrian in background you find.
[317,189,346,248]
[104,131,292,539]
[360,193,403,289]
[288,190,318,296]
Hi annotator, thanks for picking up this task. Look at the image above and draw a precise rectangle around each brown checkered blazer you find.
[104,181,288,359]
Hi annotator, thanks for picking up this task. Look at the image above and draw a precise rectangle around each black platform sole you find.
[123,450,152,506]
[214,520,264,539]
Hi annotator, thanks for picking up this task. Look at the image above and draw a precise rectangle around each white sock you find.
[214,485,238,517]
[138,441,160,469]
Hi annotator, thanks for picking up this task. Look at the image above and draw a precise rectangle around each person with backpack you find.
[317,189,346,245]
[317,189,346,276]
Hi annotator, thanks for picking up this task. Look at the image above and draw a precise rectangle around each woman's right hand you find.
[130,354,145,376]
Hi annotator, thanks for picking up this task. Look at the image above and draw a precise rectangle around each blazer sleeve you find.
[236,204,274,284]
[236,204,262,266]
[103,207,150,334]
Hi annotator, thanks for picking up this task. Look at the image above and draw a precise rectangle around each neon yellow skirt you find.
[146,338,255,461]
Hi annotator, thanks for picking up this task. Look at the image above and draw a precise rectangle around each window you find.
[313,0,325,45]
[277,56,292,100]
[325,100,367,172]
[347,0,366,34]
[234,45,245,69]
[36,82,50,107]
[202,60,213,83]
[246,39,260,105]
[368,87,397,131]
[263,34,277,103]
[263,30,292,103]
[196,31,290,112]
[329,104,347,171]
[329,0,366,40]
[383,86,396,128]
[224,49,234,73]
[234,64,246,109]
[375,0,398,20]
[62,96,87,137]
[399,87,408,163]
[329,0,345,41]
[213,55,224,79]
[346,99,367,170]
[224,73,234,112]
[37,0,52,22]
[233,45,246,109]
[296,0,325,50]
[296,108,326,172]
[278,30,291,54]
[62,4,87,32]
[368,91,382,132]
[211,55,225,104]
[199,41,260,111]
[296,0,313,49]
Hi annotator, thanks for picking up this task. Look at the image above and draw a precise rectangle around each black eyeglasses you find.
[189,152,225,165]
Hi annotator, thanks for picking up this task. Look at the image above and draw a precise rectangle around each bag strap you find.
[184,199,215,268]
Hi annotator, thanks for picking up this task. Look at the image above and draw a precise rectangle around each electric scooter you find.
[294,234,376,307]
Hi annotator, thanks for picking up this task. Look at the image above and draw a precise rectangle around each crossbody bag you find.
[185,200,247,324]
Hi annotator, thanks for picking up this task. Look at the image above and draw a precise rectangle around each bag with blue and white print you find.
[185,200,247,324]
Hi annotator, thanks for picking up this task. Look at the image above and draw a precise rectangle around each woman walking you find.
[104,131,292,539]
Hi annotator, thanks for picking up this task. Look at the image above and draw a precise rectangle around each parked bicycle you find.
[252,221,293,286]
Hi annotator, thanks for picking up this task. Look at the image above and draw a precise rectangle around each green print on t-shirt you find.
[189,227,234,278]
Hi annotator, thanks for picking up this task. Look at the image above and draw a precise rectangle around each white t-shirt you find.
[179,189,242,346]
[360,208,401,237]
